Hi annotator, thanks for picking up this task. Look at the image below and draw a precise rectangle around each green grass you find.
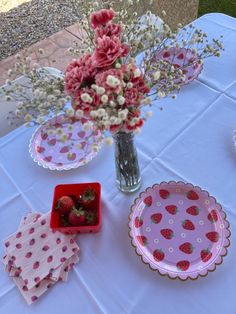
[198,0,236,17]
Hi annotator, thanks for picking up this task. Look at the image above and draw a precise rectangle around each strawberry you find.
[25,252,32,258]
[60,257,67,263]
[16,243,22,249]
[41,132,48,140]
[85,211,97,225]
[36,146,45,154]
[60,146,70,153]
[160,228,174,240]
[16,232,22,238]
[134,217,143,228]
[177,52,185,59]
[80,188,97,210]
[179,242,194,254]
[62,246,68,252]
[206,231,219,243]
[144,196,152,207]
[165,205,178,215]
[44,156,52,162]
[207,210,218,223]
[136,235,148,246]
[176,260,190,271]
[40,233,47,239]
[186,206,200,216]
[55,196,75,215]
[47,138,56,146]
[201,249,212,262]
[33,261,40,269]
[182,219,195,230]
[67,152,76,161]
[29,239,35,245]
[42,245,50,251]
[68,207,86,226]
[186,190,199,200]
[29,228,34,234]
[56,238,61,244]
[31,296,38,302]
[47,256,53,263]
[159,189,170,199]
[163,51,170,58]
[151,213,162,224]
[78,131,86,138]
[153,249,165,262]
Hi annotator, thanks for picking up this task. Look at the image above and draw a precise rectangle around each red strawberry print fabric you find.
[2,211,79,305]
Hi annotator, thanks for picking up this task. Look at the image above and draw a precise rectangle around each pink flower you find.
[90,9,115,29]
[64,54,96,96]
[124,87,143,106]
[92,36,129,68]
[74,88,101,115]
[95,68,123,94]
[96,23,122,39]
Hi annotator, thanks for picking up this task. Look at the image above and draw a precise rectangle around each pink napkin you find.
[2,211,79,305]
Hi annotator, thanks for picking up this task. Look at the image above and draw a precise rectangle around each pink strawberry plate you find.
[128,181,230,280]
[154,47,203,85]
[29,114,103,170]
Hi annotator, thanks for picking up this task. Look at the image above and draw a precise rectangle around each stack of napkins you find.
[2,211,79,305]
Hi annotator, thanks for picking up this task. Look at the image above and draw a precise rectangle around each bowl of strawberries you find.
[50,182,101,234]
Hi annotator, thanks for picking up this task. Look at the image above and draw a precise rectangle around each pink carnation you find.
[124,87,144,106]
[90,9,115,29]
[95,23,122,39]
[92,35,129,68]
[73,88,101,115]
[64,55,96,96]
[95,68,123,94]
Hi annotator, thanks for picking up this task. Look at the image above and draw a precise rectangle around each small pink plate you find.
[154,47,203,85]
[29,115,103,170]
[129,181,230,280]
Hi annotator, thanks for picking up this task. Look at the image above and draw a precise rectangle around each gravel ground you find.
[0,0,80,61]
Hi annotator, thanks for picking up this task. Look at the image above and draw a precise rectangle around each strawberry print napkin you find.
[2,211,79,305]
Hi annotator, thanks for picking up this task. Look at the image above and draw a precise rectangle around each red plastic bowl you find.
[50,182,101,234]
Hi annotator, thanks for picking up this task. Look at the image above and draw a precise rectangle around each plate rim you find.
[128,180,231,281]
[29,114,103,171]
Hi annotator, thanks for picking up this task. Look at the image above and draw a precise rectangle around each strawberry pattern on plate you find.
[129,181,230,280]
[29,114,103,170]
[154,47,203,85]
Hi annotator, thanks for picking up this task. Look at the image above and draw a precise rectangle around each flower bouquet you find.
[1,0,224,192]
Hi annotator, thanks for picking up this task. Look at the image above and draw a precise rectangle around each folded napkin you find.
[2,211,79,305]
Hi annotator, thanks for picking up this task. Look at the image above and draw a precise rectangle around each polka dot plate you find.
[128,181,230,280]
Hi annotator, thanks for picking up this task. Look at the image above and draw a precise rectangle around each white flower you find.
[91,84,98,91]
[133,68,141,78]
[115,62,121,69]
[152,70,160,80]
[83,122,91,131]
[117,95,125,105]
[81,93,92,103]
[157,91,165,98]
[110,116,116,124]
[104,137,113,145]
[103,120,110,128]
[97,87,106,95]
[75,109,83,118]
[109,101,116,107]
[24,114,32,122]
[101,95,108,103]
[97,108,106,117]
[118,110,128,120]
[115,118,122,125]
[146,111,153,118]
[143,97,151,105]
[106,75,120,87]
[90,110,97,118]
[66,108,75,117]
[134,127,141,134]
[127,82,133,89]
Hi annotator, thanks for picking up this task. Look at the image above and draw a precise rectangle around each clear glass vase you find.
[113,131,141,193]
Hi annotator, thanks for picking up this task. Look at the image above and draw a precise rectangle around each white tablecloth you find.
[0,13,236,314]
